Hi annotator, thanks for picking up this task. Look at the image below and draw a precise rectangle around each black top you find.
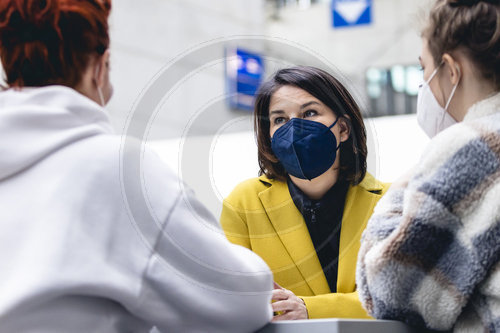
[287,177,349,293]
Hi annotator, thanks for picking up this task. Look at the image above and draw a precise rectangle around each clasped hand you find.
[271,282,308,321]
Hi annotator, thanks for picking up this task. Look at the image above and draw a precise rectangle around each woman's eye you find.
[274,117,286,125]
[304,110,318,118]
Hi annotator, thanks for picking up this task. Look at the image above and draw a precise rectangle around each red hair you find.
[0,0,111,88]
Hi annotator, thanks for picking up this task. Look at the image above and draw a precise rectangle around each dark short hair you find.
[254,66,367,185]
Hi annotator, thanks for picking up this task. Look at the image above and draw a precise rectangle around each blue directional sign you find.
[332,0,372,29]
[225,48,264,111]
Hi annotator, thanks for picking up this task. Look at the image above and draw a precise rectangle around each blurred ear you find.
[442,53,461,85]
[93,49,110,88]
[338,116,351,143]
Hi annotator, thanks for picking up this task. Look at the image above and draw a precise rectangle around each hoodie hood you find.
[0,85,113,180]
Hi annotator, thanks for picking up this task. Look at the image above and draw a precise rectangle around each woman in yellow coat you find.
[221,66,388,320]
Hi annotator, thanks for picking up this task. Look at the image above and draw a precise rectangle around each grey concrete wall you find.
[264,0,433,109]
[107,0,266,139]
[1,0,434,139]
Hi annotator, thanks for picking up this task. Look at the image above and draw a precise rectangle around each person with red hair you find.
[0,1,273,332]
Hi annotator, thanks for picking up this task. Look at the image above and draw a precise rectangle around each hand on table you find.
[271,282,308,321]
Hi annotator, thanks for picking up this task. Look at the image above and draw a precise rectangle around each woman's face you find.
[268,85,350,196]
[268,85,341,140]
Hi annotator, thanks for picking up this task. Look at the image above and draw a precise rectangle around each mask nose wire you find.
[272,116,340,142]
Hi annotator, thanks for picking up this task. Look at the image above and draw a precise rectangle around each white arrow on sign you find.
[334,0,369,24]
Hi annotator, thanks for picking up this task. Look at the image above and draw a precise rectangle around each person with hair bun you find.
[357,0,500,332]
[0,1,273,332]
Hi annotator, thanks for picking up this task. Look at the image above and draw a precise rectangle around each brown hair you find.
[423,0,500,88]
[254,66,367,185]
[0,0,112,88]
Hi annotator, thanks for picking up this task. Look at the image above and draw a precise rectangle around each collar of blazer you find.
[256,173,385,295]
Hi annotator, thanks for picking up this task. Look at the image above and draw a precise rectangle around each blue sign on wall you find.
[225,48,264,111]
[332,0,372,29]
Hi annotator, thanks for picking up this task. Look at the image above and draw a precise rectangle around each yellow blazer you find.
[220,173,388,319]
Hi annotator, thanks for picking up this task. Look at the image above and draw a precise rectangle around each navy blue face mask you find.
[271,117,340,180]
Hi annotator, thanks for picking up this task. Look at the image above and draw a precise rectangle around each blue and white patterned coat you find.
[357,92,500,332]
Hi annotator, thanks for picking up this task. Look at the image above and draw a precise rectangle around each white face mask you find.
[416,64,459,138]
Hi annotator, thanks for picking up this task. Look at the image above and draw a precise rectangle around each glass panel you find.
[391,65,405,93]
[405,65,422,96]
[365,64,420,117]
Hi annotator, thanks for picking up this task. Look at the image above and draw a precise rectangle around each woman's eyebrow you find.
[270,110,285,115]
[300,101,320,109]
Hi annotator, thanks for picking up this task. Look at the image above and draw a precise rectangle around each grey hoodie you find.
[0,85,272,332]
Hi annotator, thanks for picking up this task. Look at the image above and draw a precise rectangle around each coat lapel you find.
[257,177,330,295]
[337,174,385,293]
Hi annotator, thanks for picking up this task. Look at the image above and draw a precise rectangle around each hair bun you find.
[0,0,111,88]
[447,0,500,6]
[0,0,60,46]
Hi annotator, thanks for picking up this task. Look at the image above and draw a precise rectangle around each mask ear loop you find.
[421,61,444,90]
[328,116,343,151]
[95,64,106,107]
[444,64,461,111]
[438,64,461,128]
[425,63,442,85]
[328,116,340,130]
